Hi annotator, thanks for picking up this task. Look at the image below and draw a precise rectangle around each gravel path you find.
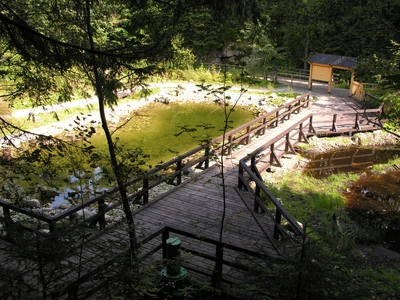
[7,80,308,138]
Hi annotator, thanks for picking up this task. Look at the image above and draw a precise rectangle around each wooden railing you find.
[238,114,314,240]
[202,64,339,84]
[0,93,311,237]
[55,224,267,298]
[261,67,339,84]
[316,103,384,135]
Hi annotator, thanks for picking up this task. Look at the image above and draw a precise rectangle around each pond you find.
[89,102,255,166]
[303,147,399,178]
[304,147,400,251]
[43,102,255,207]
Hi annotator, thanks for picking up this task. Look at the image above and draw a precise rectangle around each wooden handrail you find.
[0,93,312,234]
[53,224,269,298]
[238,114,313,239]
[242,113,313,162]
[328,102,384,133]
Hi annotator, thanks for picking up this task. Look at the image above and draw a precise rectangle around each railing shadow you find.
[0,93,312,237]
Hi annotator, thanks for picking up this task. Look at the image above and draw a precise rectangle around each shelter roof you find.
[309,53,357,69]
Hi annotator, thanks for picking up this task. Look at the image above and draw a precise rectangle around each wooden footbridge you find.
[0,90,384,299]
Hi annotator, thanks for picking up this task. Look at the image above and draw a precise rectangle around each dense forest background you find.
[1,0,399,95]
[176,0,400,86]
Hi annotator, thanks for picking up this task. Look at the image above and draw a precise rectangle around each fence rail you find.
[311,103,384,135]
[55,224,269,298]
[238,114,314,240]
[0,93,311,237]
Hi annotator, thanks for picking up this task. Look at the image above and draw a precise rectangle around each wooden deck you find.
[0,87,385,299]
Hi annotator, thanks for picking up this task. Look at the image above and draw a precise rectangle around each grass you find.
[150,65,282,90]
[371,154,400,172]
[2,88,159,132]
[260,151,400,299]
[267,172,352,222]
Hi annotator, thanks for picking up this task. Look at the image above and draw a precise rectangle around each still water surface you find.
[304,147,400,251]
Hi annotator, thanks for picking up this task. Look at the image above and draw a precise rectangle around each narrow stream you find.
[304,147,400,251]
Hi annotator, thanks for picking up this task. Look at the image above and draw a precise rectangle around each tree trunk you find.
[303,34,310,70]
[84,0,138,255]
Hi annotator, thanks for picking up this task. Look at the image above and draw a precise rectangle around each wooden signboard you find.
[308,53,357,94]
[311,64,332,82]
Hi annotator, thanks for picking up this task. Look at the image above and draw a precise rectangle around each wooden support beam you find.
[273,210,282,240]
[98,199,106,229]
[285,133,296,154]
[332,114,338,131]
[269,144,282,167]
[298,123,309,142]
[355,113,361,130]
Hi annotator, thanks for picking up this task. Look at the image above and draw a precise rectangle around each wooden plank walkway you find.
[0,85,385,299]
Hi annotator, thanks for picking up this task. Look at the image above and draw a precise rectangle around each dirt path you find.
[7,78,357,138]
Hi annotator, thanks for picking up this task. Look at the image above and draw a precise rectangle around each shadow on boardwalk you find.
[0,79,384,299]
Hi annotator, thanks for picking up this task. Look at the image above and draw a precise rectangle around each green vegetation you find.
[2,88,159,131]
[259,153,400,299]
[365,87,400,129]
[90,102,254,166]
[0,0,399,298]
[372,155,400,173]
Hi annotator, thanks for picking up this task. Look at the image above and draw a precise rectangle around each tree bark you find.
[84,0,138,255]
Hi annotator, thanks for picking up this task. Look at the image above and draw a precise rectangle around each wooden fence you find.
[0,93,312,237]
[309,103,384,136]
[238,114,314,240]
[54,224,271,299]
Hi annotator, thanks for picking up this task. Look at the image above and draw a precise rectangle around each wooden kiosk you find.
[308,53,357,94]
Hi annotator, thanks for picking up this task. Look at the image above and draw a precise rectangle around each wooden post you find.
[308,64,313,90]
[273,209,282,240]
[262,117,267,135]
[355,112,360,130]
[275,111,279,127]
[295,99,301,113]
[98,198,106,229]
[49,220,56,232]
[143,178,149,204]
[287,105,292,119]
[238,164,244,190]
[245,126,250,145]
[332,114,338,131]
[204,146,210,169]
[285,133,289,152]
[176,159,182,185]
[299,123,303,141]
[162,229,169,259]
[270,143,275,165]
[285,132,296,154]
[250,156,256,172]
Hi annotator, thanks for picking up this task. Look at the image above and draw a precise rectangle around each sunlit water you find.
[49,102,254,207]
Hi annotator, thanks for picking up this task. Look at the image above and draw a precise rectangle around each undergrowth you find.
[258,154,400,299]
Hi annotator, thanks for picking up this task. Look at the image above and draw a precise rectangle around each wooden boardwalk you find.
[0,86,385,299]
